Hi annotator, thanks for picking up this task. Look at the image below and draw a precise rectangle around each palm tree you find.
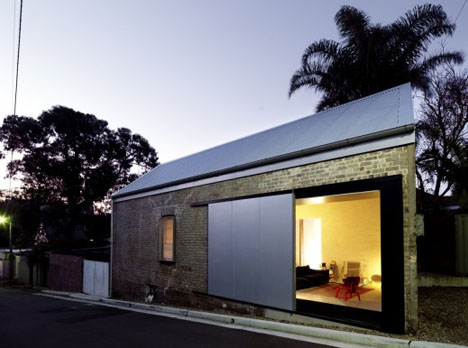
[289,4,464,111]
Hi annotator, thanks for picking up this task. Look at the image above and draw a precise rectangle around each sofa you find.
[296,265,330,290]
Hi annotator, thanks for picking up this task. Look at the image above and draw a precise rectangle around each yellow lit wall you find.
[296,194,381,281]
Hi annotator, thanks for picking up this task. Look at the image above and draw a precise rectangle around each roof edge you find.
[112,123,414,200]
[131,84,412,172]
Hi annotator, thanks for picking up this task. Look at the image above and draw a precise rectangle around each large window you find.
[295,191,382,312]
[160,216,175,262]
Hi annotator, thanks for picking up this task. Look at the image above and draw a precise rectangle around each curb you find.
[39,290,466,348]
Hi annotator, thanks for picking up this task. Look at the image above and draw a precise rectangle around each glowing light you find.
[0,216,8,224]
[301,218,322,268]
[297,197,325,205]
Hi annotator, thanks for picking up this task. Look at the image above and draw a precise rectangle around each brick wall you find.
[112,144,417,331]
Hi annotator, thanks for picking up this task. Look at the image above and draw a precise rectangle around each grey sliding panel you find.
[208,194,294,311]
[208,200,235,299]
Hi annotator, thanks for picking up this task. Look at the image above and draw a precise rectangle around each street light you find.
[0,215,13,284]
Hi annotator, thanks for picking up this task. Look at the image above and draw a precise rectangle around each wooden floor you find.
[296,282,382,312]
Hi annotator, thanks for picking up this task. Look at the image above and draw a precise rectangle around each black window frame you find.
[294,175,405,333]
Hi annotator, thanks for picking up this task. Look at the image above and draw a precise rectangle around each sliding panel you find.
[208,194,294,311]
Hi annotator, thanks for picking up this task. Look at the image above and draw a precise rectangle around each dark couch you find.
[296,265,329,290]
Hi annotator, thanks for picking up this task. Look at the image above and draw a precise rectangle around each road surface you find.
[0,287,338,348]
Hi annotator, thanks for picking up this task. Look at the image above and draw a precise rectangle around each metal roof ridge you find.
[112,123,414,199]
[151,82,411,168]
[112,82,412,198]
[312,82,410,116]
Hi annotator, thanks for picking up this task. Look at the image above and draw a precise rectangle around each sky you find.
[0,0,467,189]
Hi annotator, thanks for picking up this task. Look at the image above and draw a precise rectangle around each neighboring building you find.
[111,84,417,333]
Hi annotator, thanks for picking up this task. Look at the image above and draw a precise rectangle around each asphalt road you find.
[0,288,337,348]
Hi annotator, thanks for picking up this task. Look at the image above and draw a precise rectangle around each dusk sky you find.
[1,1,467,188]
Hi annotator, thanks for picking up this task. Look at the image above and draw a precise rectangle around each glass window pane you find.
[295,191,382,312]
[161,217,174,261]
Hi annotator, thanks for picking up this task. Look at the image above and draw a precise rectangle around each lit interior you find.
[162,217,174,261]
[295,191,382,312]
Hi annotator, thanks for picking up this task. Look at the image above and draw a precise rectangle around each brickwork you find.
[112,144,417,331]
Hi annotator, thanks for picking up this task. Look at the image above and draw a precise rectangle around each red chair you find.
[335,276,361,301]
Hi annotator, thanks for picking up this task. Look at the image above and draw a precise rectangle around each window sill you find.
[159,260,175,265]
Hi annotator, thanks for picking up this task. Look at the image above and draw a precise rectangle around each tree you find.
[452,145,468,211]
[416,65,468,210]
[0,106,159,237]
[289,4,463,111]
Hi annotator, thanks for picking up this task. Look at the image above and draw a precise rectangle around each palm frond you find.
[289,3,461,113]
[390,4,456,65]
[288,68,319,98]
[335,6,370,47]
[418,52,464,73]
[400,4,455,37]
[410,51,464,92]
[301,39,341,67]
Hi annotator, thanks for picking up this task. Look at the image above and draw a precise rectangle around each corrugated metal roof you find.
[114,83,414,198]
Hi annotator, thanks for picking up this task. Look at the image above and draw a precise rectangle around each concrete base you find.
[39,290,466,348]
[264,309,356,330]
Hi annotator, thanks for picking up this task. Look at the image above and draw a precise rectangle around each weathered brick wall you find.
[112,144,417,330]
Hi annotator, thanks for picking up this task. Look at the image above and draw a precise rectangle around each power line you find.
[440,0,467,50]
[454,0,468,24]
[11,0,17,114]
[9,0,23,201]
[13,0,24,116]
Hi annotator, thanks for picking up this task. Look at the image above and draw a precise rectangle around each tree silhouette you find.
[289,4,463,111]
[0,106,158,238]
[416,65,468,210]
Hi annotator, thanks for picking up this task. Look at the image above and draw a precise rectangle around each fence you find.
[83,260,109,297]
[455,215,468,275]
[418,214,468,275]
[47,253,83,292]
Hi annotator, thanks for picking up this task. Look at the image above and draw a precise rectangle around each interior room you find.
[295,191,382,312]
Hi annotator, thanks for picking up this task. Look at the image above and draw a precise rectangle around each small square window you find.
[160,216,175,262]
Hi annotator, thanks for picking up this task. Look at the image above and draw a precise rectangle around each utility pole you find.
[9,219,13,284]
